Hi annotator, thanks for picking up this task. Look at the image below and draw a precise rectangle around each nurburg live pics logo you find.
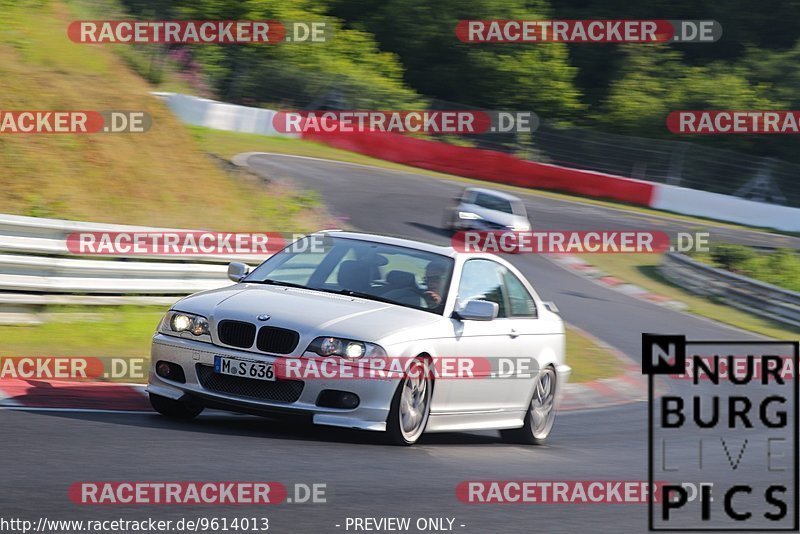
[643,334,799,531]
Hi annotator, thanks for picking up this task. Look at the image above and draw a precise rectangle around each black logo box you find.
[644,336,799,532]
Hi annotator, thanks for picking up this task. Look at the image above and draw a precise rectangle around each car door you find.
[498,266,556,411]
[446,258,519,412]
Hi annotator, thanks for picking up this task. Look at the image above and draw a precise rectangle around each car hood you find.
[173,283,444,346]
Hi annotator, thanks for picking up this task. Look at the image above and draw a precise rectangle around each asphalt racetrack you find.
[2,154,796,533]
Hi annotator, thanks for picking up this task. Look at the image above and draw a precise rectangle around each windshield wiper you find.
[333,289,399,305]
[247,279,310,290]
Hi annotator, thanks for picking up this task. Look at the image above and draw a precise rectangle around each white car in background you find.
[147,232,568,445]
[443,187,532,232]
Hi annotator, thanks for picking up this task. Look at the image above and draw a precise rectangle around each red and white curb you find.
[550,255,688,311]
[0,379,150,412]
[557,324,661,412]
[560,373,646,412]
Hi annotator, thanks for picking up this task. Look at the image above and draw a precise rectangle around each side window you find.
[456,259,508,318]
[503,270,538,317]
[474,193,490,209]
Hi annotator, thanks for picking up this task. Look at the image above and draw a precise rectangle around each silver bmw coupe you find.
[147,231,569,445]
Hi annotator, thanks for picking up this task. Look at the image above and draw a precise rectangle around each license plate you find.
[214,356,275,381]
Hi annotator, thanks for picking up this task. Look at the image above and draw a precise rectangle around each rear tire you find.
[385,357,432,446]
[149,393,204,420]
[501,366,557,445]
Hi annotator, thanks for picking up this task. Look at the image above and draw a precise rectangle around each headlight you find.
[161,311,210,337]
[307,336,386,361]
[172,314,191,331]
[458,211,482,220]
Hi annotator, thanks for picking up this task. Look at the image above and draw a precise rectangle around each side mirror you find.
[543,301,559,313]
[454,300,498,321]
[227,262,250,283]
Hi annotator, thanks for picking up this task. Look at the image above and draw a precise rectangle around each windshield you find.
[473,192,527,216]
[244,236,455,314]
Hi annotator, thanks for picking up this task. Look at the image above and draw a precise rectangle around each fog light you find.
[316,390,360,409]
[339,393,360,409]
[155,361,186,383]
[156,361,172,378]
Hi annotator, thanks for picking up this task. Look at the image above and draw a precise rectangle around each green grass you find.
[0,0,324,231]
[0,306,163,382]
[0,306,618,383]
[565,326,622,383]
[64,0,203,96]
[0,306,163,358]
[580,253,799,340]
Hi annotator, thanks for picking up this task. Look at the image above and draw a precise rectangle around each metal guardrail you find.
[0,213,267,263]
[0,214,269,325]
[659,251,800,328]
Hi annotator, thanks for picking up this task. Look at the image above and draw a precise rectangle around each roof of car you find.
[464,187,523,202]
[314,230,458,258]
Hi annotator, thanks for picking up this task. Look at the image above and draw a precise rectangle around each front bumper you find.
[147,333,401,431]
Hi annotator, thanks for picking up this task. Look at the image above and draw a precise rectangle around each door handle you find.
[509,328,519,338]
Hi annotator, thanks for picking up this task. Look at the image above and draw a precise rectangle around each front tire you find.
[149,393,204,420]
[501,366,557,445]
[385,358,432,445]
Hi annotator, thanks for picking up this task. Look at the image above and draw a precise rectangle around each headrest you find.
[337,260,371,292]
[386,270,416,288]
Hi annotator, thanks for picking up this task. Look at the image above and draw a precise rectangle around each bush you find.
[710,243,756,271]
[708,244,800,292]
